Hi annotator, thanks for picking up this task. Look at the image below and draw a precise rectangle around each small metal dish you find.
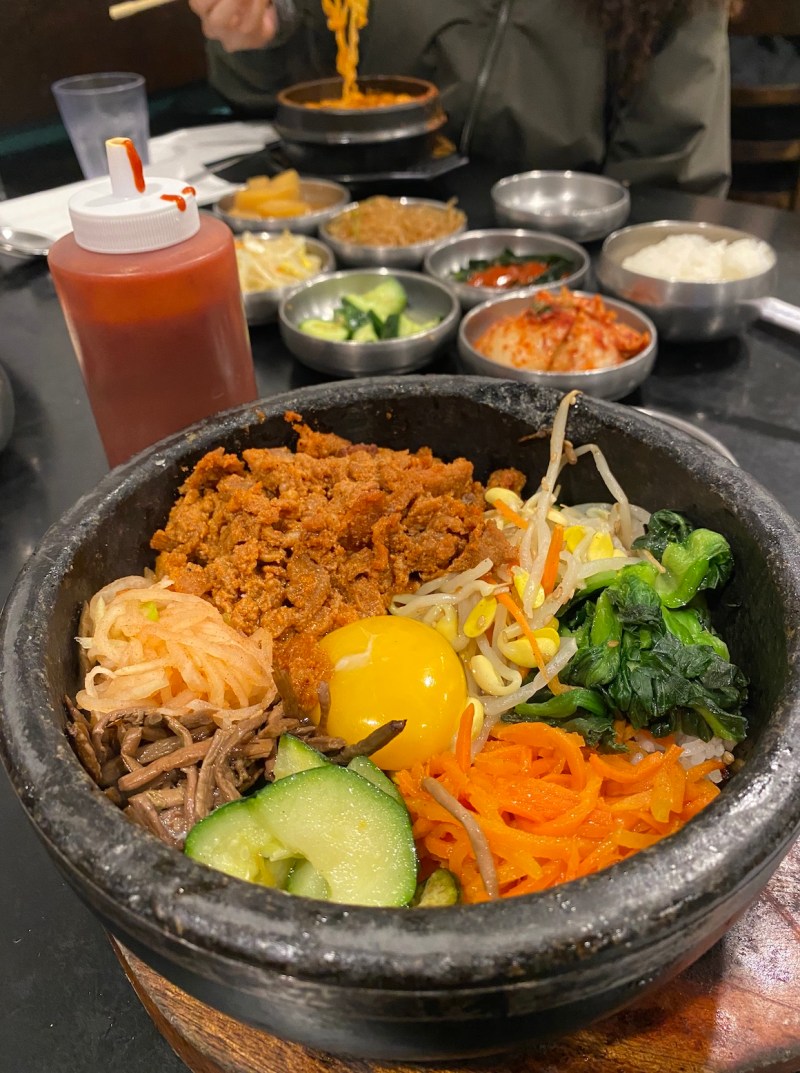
[491,171,630,243]
[236,234,335,326]
[214,177,350,236]
[423,228,589,310]
[457,290,657,401]
[320,197,467,269]
[279,267,460,377]
[597,220,778,342]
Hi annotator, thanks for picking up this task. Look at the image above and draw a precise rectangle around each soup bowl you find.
[1,377,800,1061]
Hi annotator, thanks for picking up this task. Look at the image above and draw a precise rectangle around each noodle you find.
[321,0,368,104]
[312,0,413,108]
[326,196,465,247]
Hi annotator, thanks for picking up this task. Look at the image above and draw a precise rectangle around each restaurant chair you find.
[728,2,800,210]
[729,82,800,210]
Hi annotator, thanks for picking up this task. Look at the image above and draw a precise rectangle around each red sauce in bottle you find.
[48,213,257,468]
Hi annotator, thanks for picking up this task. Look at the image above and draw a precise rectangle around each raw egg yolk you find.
[316,616,468,771]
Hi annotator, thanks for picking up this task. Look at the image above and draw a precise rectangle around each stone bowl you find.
[1,376,800,1061]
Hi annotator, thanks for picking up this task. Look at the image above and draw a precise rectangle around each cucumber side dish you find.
[299,278,441,342]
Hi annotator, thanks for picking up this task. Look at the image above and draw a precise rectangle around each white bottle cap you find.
[67,138,201,254]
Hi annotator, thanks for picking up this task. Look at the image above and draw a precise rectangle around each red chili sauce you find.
[468,261,555,289]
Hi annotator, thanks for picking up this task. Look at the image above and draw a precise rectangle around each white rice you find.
[631,731,735,784]
[622,234,774,283]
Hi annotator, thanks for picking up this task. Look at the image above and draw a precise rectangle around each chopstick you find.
[109,0,178,20]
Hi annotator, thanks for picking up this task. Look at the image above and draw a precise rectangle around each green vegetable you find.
[662,606,730,661]
[272,733,330,780]
[345,277,407,320]
[346,754,403,803]
[632,509,694,560]
[632,509,734,607]
[502,687,624,751]
[557,549,748,742]
[184,797,286,885]
[299,278,440,343]
[412,868,460,907]
[399,312,439,335]
[285,858,330,900]
[249,766,418,906]
[185,736,418,907]
[351,321,379,342]
[656,529,733,607]
[297,318,349,342]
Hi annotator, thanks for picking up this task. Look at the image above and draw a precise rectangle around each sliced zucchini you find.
[286,858,330,900]
[413,868,460,907]
[346,754,403,804]
[184,797,283,885]
[251,766,417,907]
[273,734,330,780]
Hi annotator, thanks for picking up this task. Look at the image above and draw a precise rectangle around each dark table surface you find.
[1,146,800,1073]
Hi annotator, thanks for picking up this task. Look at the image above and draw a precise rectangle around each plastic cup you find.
[52,73,150,179]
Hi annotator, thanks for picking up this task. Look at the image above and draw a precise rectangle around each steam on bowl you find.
[1,376,800,1061]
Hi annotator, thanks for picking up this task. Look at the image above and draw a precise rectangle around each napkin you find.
[0,121,279,244]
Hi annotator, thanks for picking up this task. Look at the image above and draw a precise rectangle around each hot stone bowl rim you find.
[2,375,800,993]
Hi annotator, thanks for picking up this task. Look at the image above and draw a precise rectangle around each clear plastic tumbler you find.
[52,73,150,179]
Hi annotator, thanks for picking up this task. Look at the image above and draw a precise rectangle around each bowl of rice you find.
[2,376,800,1061]
[597,220,778,342]
[319,196,467,269]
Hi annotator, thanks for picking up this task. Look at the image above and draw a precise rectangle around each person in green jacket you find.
[189,0,732,194]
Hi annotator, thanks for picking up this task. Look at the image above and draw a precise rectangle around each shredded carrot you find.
[541,524,565,595]
[496,590,567,695]
[494,498,528,530]
[496,591,547,673]
[454,702,475,772]
[395,724,723,904]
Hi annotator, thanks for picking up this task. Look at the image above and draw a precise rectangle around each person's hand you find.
[189,0,279,52]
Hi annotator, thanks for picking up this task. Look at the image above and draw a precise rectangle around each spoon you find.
[0,225,52,260]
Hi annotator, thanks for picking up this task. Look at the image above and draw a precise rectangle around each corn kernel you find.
[469,655,522,697]
[485,487,523,512]
[513,569,545,608]
[464,596,497,638]
[564,525,586,552]
[588,532,614,561]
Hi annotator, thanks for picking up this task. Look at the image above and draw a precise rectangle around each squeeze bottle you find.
[48,138,257,468]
